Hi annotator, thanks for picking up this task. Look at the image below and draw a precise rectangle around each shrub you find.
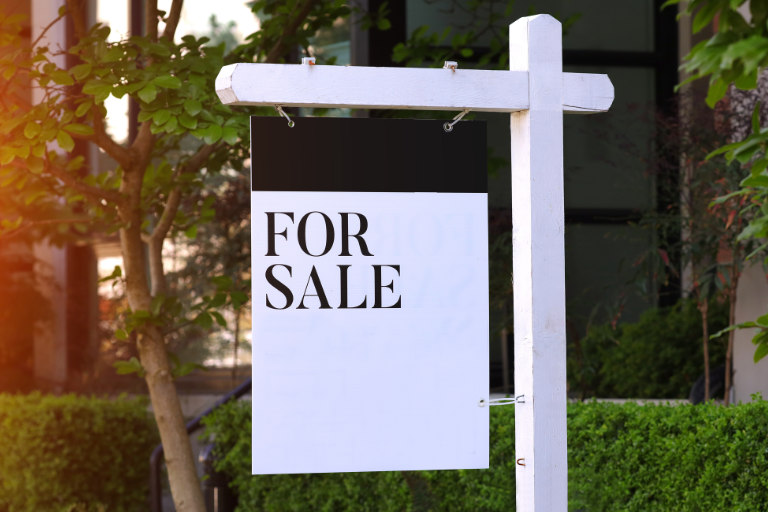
[569,298,729,398]
[569,399,768,511]
[0,393,158,511]
[205,398,768,511]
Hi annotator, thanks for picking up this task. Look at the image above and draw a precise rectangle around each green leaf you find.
[221,126,239,145]
[163,116,178,132]
[174,362,205,378]
[706,78,729,108]
[63,123,94,136]
[70,63,92,80]
[230,291,249,309]
[82,80,112,102]
[0,147,14,165]
[65,155,85,172]
[23,122,41,139]
[212,275,233,289]
[692,1,719,33]
[75,100,92,118]
[152,75,182,89]
[209,292,227,308]
[194,312,213,329]
[99,265,122,283]
[750,158,768,177]
[114,356,144,376]
[56,130,75,152]
[184,224,198,239]
[137,109,154,123]
[756,312,768,327]
[753,336,768,362]
[179,112,197,129]
[152,109,172,125]
[741,174,768,188]
[28,156,44,174]
[115,328,128,340]
[137,83,158,103]
[203,123,222,144]
[183,99,202,116]
[50,69,74,86]
[211,311,227,328]
[752,102,761,133]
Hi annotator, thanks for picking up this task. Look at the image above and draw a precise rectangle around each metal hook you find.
[275,105,295,128]
[443,109,470,133]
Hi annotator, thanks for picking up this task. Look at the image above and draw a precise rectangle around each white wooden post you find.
[510,15,567,511]
[215,14,612,512]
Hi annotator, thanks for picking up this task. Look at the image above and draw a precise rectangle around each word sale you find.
[263,211,402,310]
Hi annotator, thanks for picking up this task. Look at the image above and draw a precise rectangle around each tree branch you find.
[129,121,155,171]
[38,158,124,207]
[92,107,132,169]
[146,0,158,42]
[161,0,184,41]
[33,7,67,48]
[265,0,320,63]
[146,141,218,296]
[0,217,93,240]
[149,142,219,244]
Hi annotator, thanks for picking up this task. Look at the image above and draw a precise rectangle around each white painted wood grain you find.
[510,14,568,512]
[216,63,613,114]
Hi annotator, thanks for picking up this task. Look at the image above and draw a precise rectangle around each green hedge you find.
[204,398,768,511]
[568,298,729,398]
[0,393,158,511]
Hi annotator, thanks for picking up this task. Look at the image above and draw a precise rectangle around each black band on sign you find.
[250,117,487,193]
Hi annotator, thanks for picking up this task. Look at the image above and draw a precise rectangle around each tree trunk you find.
[139,325,205,512]
[119,176,205,511]
[697,299,710,401]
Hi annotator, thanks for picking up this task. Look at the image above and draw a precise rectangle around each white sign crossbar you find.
[216,63,612,114]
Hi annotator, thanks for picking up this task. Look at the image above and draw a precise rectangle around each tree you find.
[636,101,755,401]
[668,0,768,403]
[0,0,375,509]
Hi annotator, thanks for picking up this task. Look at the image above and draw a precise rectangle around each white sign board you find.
[249,117,489,474]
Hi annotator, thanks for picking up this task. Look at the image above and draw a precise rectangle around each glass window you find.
[564,66,656,210]
[406,0,654,52]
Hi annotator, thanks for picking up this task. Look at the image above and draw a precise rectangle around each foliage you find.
[204,398,768,511]
[568,298,729,398]
[668,0,768,363]
[631,99,758,401]
[0,393,158,511]
[569,398,768,511]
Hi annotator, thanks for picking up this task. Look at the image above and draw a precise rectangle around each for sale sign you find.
[250,117,488,474]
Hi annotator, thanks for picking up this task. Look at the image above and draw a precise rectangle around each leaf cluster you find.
[670,0,768,106]
[671,0,768,362]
